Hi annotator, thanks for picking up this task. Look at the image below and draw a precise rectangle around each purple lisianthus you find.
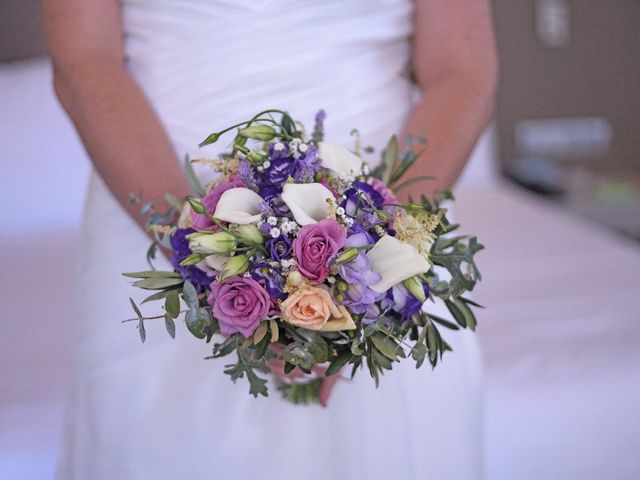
[263,157,294,187]
[389,282,430,321]
[266,235,292,261]
[293,219,346,283]
[170,228,211,288]
[339,233,384,313]
[208,276,270,337]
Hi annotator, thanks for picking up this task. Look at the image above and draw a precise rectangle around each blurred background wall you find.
[0,1,638,479]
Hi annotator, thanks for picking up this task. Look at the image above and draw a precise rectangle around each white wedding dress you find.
[57,1,483,478]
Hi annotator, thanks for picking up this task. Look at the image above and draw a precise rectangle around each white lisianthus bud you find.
[213,187,264,224]
[187,231,236,254]
[367,235,432,293]
[218,254,250,282]
[318,141,363,178]
[238,125,277,141]
[234,224,264,245]
[281,183,334,226]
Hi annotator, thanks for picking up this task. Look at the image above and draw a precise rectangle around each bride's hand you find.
[267,344,341,407]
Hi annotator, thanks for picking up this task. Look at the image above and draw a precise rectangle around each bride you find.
[44,1,497,478]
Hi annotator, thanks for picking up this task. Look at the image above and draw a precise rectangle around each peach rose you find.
[280,285,356,332]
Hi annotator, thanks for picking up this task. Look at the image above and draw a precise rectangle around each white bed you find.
[1,57,638,480]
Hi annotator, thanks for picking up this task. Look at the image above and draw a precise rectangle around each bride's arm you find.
[43,0,190,235]
[402,0,498,199]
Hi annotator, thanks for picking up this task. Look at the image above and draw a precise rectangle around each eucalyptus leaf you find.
[165,290,180,319]
[138,317,146,343]
[370,332,399,361]
[182,281,198,309]
[164,314,176,339]
[185,307,210,339]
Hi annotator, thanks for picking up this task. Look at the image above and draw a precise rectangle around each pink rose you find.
[293,219,346,283]
[208,276,270,337]
[192,175,245,230]
[280,285,355,331]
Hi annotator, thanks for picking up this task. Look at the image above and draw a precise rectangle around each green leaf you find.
[123,270,182,279]
[185,307,210,339]
[164,314,176,339]
[308,337,329,364]
[445,300,466,328]
[326,350,353,377]
[253,332,270,360]
[411,341,427,369]
[141,287,180,305]
[284,362,296,375]
[182,281,198,309]
[428,314,460,330]
[461,297,485,309]
[132,277,184,290]
[165,290,180,319]
[381,135,398,184]
[370,332,399,361]
[431,236,484,297]
[184,155,205,196]
[453,298,477,331]
[138,317,146,343]
[129,298,142,318]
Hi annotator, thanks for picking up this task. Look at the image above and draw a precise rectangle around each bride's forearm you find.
[400,72,496,201]
[53,60,190,235]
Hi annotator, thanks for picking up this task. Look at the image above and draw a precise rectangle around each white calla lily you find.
[213,187,263,224]
[318,141,363,177]
[367,235,431,293]
[281,183,334,225]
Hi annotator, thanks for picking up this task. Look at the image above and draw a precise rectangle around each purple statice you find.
[170,228,211,288]
[266,235,292,261]
[312,109,326,143]
[292,145,320,183]
[338,233,384,313]
[250,262,286,300]
[237,158,257,190]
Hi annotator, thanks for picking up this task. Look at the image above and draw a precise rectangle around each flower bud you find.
[334,247,359,265]
[238,125,277,141]
[336,280,349,293]
[199,132,220,147]
[187,197,206,215]
[403,277,427,303]
[218,254,249,283]
[247,151,265,163]
[187,231,236,254]
[234,224,264,245]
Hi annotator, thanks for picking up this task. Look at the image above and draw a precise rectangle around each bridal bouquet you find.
[124,109,483,404]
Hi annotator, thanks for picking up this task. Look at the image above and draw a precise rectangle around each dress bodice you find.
[121,0,415,159]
